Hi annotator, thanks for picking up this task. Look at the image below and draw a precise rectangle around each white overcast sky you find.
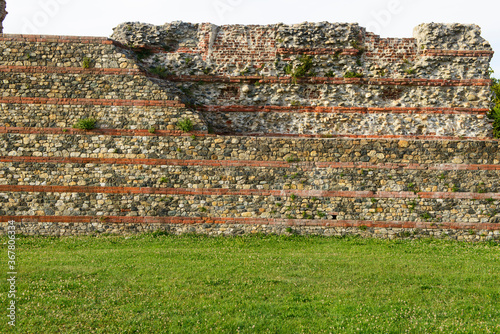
[3,0,500,74]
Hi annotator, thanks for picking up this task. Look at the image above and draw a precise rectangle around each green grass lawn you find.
[1,234,499,333]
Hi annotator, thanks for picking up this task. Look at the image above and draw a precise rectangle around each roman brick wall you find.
[0,22,499,240]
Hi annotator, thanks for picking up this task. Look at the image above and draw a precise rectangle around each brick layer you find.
[199,105,489,115]
[0,65,490,87]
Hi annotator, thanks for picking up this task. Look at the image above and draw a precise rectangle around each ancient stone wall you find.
[0,23,499,240]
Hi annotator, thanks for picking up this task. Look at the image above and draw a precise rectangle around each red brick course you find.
[165,75,492,87]
[0,96,488,115]
[276,48,360,56]
[421,50,494,57]
[226,132,498,141]
[1,65,491,87]
[199,105,489,115]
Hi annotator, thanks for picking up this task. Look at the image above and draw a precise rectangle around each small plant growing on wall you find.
[81,57,92,69]
[405,68,416,75]
[489,107,500,138]
[177,118,194,132]
[73,118,97,130]
[134,48,152,61]
[408,200,416,213]
[350,40,365,53]
[285,155,300,163]
[420,212,432,221]
[402,58,417,76]
[285,55,315,82]
[161,44,173,52]
[489,70,500,138]
[149,66,170,78]
[344,71,364,78]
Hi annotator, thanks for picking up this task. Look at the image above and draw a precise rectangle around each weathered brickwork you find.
[0,22,498,238]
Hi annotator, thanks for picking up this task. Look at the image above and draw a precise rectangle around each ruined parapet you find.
[111,22,495,137]
[111,21,201,49]
[413,23,492,50]
[111,22,493,78]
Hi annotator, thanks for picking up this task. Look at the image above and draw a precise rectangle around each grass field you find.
[1,234,499,333]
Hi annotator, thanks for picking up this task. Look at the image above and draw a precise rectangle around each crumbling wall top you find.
[111,21,493,52]
[413,23,492,50]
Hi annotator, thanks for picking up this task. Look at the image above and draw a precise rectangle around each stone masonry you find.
[0,22,498,240]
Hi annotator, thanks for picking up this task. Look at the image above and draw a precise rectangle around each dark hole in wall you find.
[219,86,240,99]
[381,87,404,100]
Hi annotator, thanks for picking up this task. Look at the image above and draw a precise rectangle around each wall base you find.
[2,221,500,242]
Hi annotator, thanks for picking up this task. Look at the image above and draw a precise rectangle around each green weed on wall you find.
[490,75,500,138]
